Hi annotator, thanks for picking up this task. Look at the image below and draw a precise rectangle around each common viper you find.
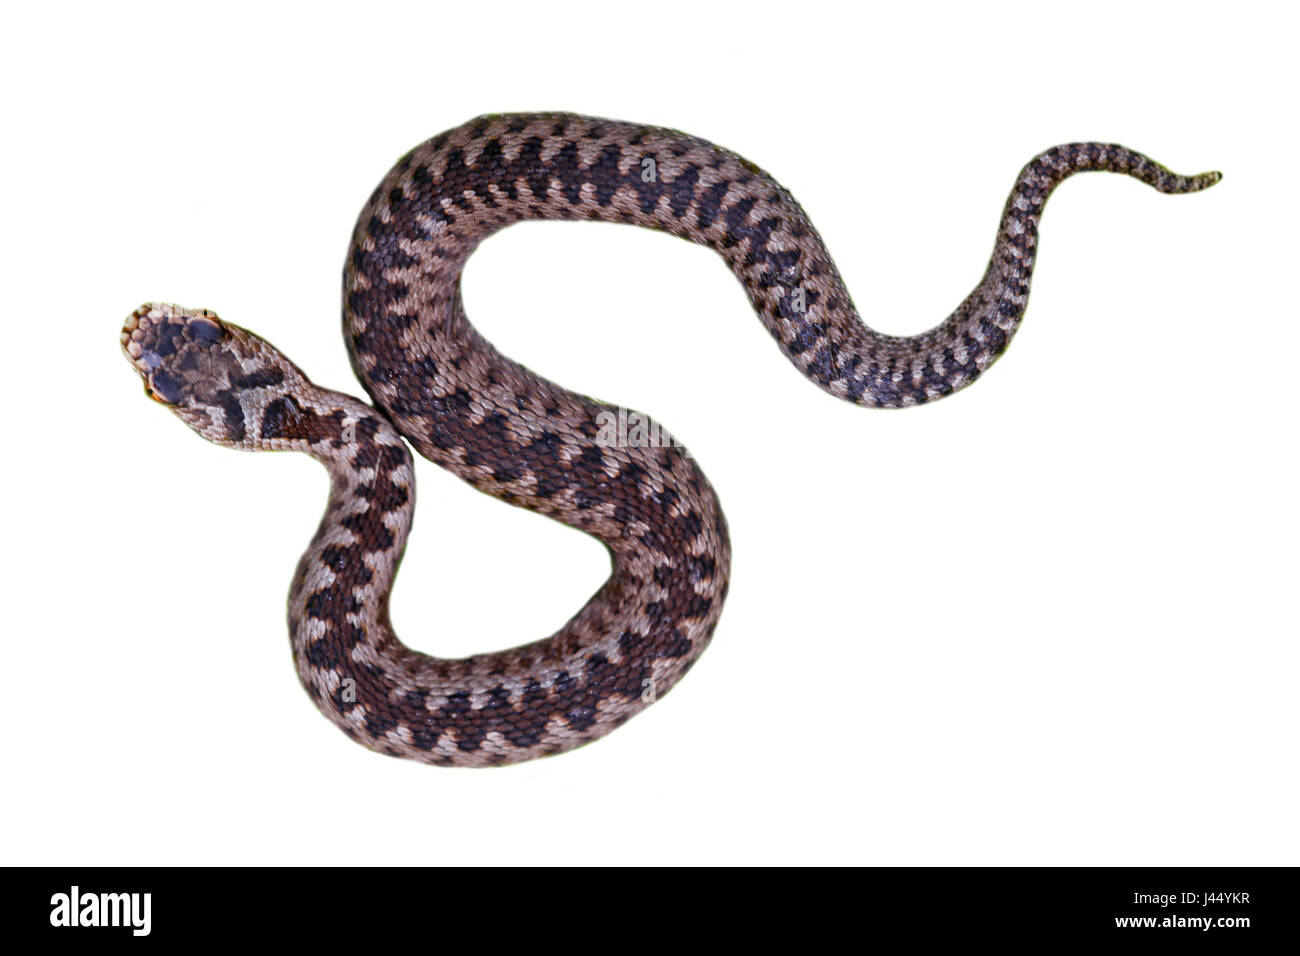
[121,113,1220,766]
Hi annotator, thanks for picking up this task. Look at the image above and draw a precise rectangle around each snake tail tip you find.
[1162,169,1221,194]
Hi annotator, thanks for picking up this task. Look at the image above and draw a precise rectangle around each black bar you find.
[7,866,1293,943]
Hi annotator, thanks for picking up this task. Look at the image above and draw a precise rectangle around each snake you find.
[120,113,1220,767]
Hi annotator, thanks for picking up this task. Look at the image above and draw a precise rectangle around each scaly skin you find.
[121,114,1219,765]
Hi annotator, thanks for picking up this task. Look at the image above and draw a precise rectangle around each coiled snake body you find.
[121,114,1219,766]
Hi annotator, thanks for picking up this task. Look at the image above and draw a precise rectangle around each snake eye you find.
[189,315,226,343]
[146,369,184,405]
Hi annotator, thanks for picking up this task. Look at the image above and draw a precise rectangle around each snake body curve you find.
[121,113,1219,766]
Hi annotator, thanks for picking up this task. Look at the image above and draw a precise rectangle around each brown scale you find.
[121,115,1219,766]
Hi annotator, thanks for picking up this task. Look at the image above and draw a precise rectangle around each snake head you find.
[121,303,307,449]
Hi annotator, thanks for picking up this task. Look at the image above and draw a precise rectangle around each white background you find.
[2,1,1295,866]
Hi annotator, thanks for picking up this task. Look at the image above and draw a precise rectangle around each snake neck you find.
[274,387,415,703]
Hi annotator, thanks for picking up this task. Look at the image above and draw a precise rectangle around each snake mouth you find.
[121,305,158,387]
[121,304,171,388]
[121,304,151,359]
